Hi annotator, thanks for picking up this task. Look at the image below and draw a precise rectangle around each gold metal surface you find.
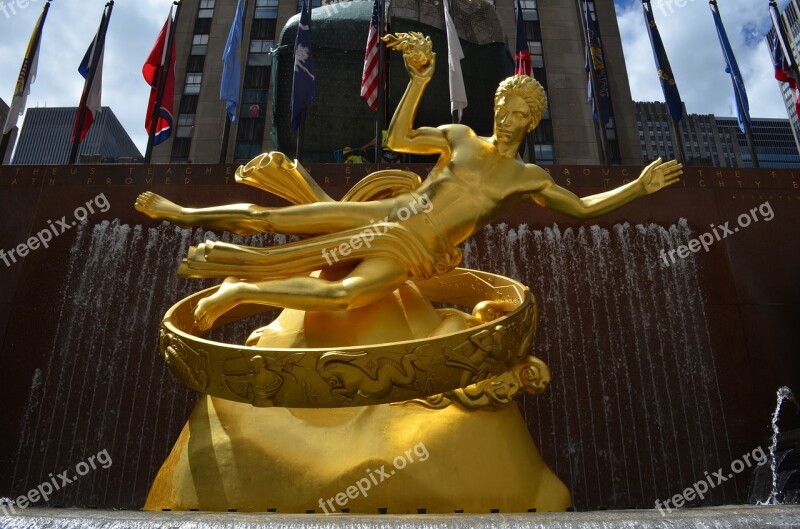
[144,396,572,513]
[135,32,680,331]
[159,268,537,408]
[137,33,682,512]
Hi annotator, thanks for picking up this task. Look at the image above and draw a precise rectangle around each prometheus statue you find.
[135,32,682,331]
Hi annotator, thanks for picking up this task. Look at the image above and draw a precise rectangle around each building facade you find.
[767,0,800,153]
[154,0,641,165]
[12,107,142,165]
[0,98,18,164]
[636,101,800,168]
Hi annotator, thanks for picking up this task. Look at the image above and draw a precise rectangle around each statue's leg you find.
[135,191,400,236]
[194,257,410,330]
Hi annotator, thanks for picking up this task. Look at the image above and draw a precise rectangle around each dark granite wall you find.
[0,163,797,511]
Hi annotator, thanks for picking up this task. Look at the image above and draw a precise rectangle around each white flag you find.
[444,0,467,121]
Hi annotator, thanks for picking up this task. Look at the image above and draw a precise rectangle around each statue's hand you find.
[383,32,435,81]
[638,157,682,194]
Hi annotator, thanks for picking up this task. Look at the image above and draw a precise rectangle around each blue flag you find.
[221,0,245,122]
[291,0,316,130]
[710,1,750,133]
[584,0,611,126]
[642,0,682,122]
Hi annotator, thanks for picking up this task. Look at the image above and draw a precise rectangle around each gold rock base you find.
[147,275,570,513]
[144,395,572,513]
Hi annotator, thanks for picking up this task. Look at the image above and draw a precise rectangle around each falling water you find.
[6,219,734,511]
[7,220,284,510]
[762,386,799,505]
[464,221,734,510]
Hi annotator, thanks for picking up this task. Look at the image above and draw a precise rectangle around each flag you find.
[3,3,49,135]
[769,1,800,120]
[291,0,316,130]
[642,0,682,122]
[584,0,611,126]
[443,0,467,121]
[72,12,108,142]
[143,9,176,145]
[360,0,383,110]
[514,0,531,76]
[221,0,245,122]
[710,1,750,133]
[770,33,800,120]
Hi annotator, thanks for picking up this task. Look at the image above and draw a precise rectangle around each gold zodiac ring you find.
[158,268,538,408]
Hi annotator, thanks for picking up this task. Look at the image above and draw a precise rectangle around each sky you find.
[0,0,795,158]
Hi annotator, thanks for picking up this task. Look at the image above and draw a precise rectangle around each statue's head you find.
[493,75,547,142]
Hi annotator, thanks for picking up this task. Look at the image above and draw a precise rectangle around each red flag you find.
[143,10,176,145]
[71,23,106,142]
[514,0,531,76]
[360,0,382,110]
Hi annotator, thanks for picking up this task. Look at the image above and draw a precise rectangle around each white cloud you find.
[0,0,173,157]
[0,0,796,161]
[616,0,791,120]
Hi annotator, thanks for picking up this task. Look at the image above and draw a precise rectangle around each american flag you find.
[360,0,382,110]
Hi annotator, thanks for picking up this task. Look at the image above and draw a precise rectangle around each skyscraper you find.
[12,107,142,165]
[636,101,800,168]
[767,0,800,153]
[153,0,641,165]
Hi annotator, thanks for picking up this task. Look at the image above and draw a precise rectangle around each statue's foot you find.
[135,191,184,223]
[194,279,245,332]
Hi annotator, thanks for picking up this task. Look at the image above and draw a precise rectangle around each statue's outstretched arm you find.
[530,158,682,219]
[383,33,448,155]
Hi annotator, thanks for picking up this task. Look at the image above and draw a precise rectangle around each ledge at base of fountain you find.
[4,505,800,528]
[143,395,571,513]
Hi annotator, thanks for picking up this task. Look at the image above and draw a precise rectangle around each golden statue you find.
[137,33,681,514]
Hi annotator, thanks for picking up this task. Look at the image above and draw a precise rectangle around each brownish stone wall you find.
[0,163,797,511]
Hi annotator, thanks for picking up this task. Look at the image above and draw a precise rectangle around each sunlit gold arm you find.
[529,158,682,219]
[531,174,645,219]
[384,33,448,155]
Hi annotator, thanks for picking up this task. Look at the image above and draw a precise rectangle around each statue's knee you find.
[327,285,355,310]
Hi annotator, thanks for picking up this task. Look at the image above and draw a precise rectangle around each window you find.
[194,17,212,35]
[244,66,270,89]
[199,0,215,18]
[192,34,209,55]
[176,114,195,138]
[255,0,279,18]
[248,40,274,66]
[179,95,199,114]
[171,138,191,161]
[251,18,277,40]
[186,54,206,73]
[296,0,321,11]
[184,73,202,95]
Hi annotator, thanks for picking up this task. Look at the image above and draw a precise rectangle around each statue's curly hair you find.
[494,75,548,131]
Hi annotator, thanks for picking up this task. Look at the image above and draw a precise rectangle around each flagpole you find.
[709,0,758,168]
[770,0,800,81]
[576,0,610,165]
[220,0,249,164]
[374,0,386,164]
[1,0,52,165]
[668,111,687,165]
[69,1,114,165]
[145,1,181,164]
[735,85,759,168]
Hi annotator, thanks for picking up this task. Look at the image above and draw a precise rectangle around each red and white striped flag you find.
[360,0,382,110]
